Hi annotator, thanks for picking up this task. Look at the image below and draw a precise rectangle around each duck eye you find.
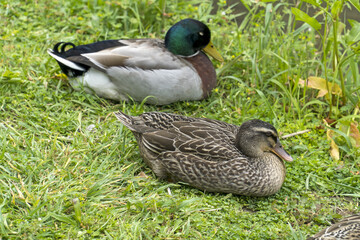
[265,132,277,140]
[265,132,273,137]
[199,31,204,36]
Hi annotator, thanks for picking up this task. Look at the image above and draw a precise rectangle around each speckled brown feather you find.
[308,214,360,240]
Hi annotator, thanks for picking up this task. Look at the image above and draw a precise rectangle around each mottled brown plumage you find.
[308,214,360,240]
[115,111,293,196]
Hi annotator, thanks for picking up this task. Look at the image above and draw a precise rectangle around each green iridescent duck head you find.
[165,18,223,61]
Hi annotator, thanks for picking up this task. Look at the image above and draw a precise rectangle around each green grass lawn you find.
[1,0,359,239]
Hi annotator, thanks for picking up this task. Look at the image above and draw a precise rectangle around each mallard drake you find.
[308,214,360,240]
[47,19,223,105]
[114,111,293,196]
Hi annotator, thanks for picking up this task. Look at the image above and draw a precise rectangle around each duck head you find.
[165,18,223,61]
[236,119,293,162]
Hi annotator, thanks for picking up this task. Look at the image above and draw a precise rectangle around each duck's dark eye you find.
[199,31,204,36]
[265,132,273,137]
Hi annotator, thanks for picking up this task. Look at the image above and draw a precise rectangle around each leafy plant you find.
[289,0,360,158]
[292,0,360,114]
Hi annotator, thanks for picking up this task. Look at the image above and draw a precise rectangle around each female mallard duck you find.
[308,214,360,240]
[47,19,223,105]
[114,111,293,196]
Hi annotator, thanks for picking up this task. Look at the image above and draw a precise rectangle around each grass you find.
[1,0,360,239]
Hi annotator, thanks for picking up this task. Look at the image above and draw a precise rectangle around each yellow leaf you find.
[317,89,328,98]
[350,122,360,148]
[323,119,340,160]
[328,130,340,160]
[297,77,342,97]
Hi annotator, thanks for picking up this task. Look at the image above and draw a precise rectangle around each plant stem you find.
[323,7,332,118]
[332,1,346,104]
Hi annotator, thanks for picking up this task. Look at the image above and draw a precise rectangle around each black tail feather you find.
[53,42,76,53]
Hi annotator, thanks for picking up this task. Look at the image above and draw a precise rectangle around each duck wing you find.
[115,111,241,160]
[141,120,241,161]
[85,39,186,70]
[48,39,187,76]
[47,40,127,76]
[137,112,239,134]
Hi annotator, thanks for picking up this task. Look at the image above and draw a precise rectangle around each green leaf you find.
[158,0,166,13]
[291,8,321,30]
[349,0,360,12]
[331,1,343,18]
[178,198,201,209]
[301,0,321,7]
[72,198,82,224]
[49,213,77,226]
[347,19,360,44]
